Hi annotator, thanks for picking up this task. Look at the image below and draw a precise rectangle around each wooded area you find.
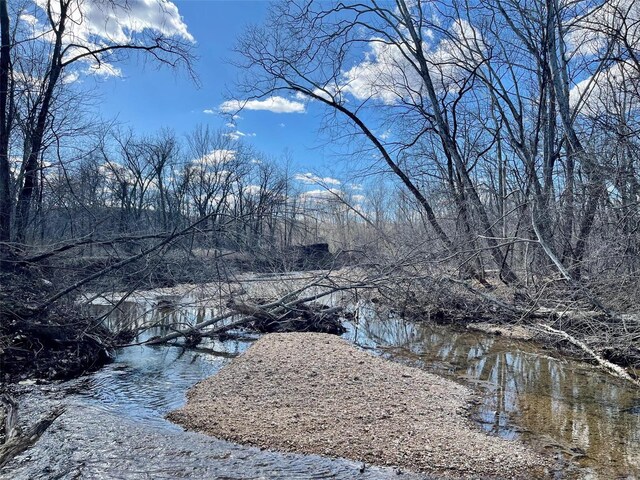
[0,0,639,383]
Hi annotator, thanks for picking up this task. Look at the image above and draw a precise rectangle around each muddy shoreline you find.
[169,333,551,479]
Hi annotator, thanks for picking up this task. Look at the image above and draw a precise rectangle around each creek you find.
[2,287,639,479]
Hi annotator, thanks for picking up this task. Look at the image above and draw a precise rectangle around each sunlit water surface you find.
[3,291,640,479]
[352,306,640,479]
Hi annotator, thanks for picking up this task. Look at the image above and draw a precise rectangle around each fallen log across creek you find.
[227,299,345,335]
[137,279,368,347]
[120,272,640,388]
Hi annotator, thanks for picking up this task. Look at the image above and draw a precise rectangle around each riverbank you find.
[0,270,113,382]
[169,332,551,479]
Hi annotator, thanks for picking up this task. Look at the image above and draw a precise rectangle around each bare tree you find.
[235,0,524,284]
[0,0,194,249]
[0,0,12,245]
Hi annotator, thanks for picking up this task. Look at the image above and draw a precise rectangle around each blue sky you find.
[22,0,624,191]
[94,1,336,173]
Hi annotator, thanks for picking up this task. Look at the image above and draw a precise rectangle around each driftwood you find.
[139,277,363,346]
[228,299,345,334]
[467,322,535,340]
[0,395,65,468]
[535,324,640,386]
[140,275,332,345]
[442,276,520,313]
[204,316,256,337]
[441,276,640,385]
[228,299,278,322]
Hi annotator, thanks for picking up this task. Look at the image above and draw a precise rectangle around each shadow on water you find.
[73,298,258,429]
[76,346,231,429]
[3,294,640,479]
[347,303,640,479]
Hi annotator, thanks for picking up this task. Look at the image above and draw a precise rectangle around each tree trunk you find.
[0,0,11,246]
[396,0,518,284]
[13,1,67,243]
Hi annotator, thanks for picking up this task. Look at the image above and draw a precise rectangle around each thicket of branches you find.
[231,0,640,300]
[1,0,640,380]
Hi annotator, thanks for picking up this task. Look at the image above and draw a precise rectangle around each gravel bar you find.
[169,332,551,479]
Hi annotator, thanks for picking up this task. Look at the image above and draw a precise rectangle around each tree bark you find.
[396,0,519,284]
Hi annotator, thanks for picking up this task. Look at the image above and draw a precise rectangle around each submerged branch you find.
[0,396,65,468]
[137,279,364,346]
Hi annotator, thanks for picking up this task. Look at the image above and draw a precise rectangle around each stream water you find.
[2,290,640,479]
[350,309,640,479]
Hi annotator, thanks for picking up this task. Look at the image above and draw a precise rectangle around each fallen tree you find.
[140,277,367,346]
[227,299,345,335]
[534,324,640,386]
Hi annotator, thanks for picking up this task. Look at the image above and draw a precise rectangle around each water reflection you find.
[76,346,231,429]
[0,298,429,480]
[79,295,640,479]
[76,299,256,429]
[350,310,640,479]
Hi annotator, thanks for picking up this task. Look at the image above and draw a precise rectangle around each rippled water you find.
[75,345,233,429]
[3,294,640,479]
[2,338,428,480]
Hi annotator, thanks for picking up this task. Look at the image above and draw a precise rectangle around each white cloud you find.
[294,173,341,185]
[99,162,136,184]
[25,0,193,78]
[203,109,215,115]
[279,123,286,127]
[299,186,365,208]
[340,19,485,105]
[566,0,639,59]
[219,96,306,114]
[194,149,236,166]
[565,0,640,116]
[340,41,406,105]
[61,71,80,84]
[300,188,343,202]
[87,63,122,78]
[296,87,342,104]
[19,13,38,26]
[570,61,640,115]
[13,72,43,89]
[224,130,257,141]
[243,185,263,195]
[36,0,195,44]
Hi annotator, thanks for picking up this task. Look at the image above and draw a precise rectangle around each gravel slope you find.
[168,333,550,479]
